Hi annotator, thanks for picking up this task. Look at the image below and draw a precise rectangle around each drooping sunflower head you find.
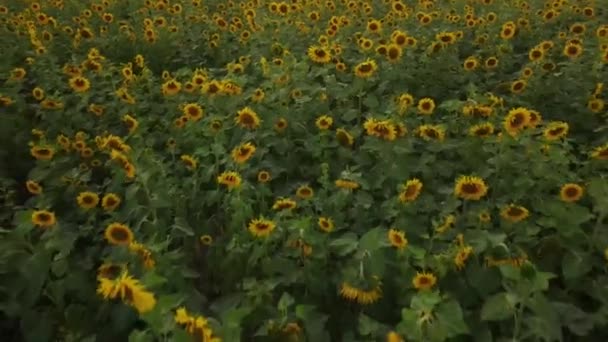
[335,179,360,190]
[590,143,608,160]
[399,178,423,203]
[412,271,437,291]
[559,183,584,203]
[336,128,354,147]
[77,191,100,209]
[104,222,134,245]
[454,175,488,201]
[30,146,55,160]
[500,204,530,223]
[388,229,408,249]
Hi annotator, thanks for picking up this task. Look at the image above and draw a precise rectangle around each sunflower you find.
[231,142,256,164]
[272,198,297,211]
[388,229,407,249]
[590,143,608,160]
[182,103,204,121]
[398,178,423,203]
[412,272,437,291]
[217,171,242,189]
[335,179,360,190]
[248,217,276,238]
[251,88,265,102]
[435,215,456,234]
[364,118,398,141]
[386,44,402,63]
[102,193,121,211]
[510,79,527,94]
[354,59,378,78]
[104,223,134,245]
[314,216,334,233]
[307,45,332,64]
[32,210,56,227]
[69,76,91,92]
[30,146,55,160]
[180,154,198,170]
[339,281,382,305]
[162,79,182,96]
[484,56,499,69]
[527,110,543,128]
[26,180,42,195]
[257,170,271,183]
[454,175,488,201]
[500,204,529,223]
[77,191,100,209]
[463,56,479,70]
[417,98,435,115]
[274,118,288,132]
[32,87,45,100]
[418,124,445,141]
[454,246,473,270]
[296,185,314,199]
[469,122,495,138]
[528,47,544,62]
[315,115,333,130]
[587,98,605,113]
[559,183,584,203]
[386,331,404,342]
[500,23,516,39]
[479,210,492,223]
[235,107,261,130]
[200,234,213,245]
[97,271,156,314]
[336,128,354,147]
[202,80,222,96]
[122,114,138,133]
[563,43,583,58]
[543,121,569,141]
[503,107,531,136]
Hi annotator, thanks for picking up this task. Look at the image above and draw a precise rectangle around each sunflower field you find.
[1,0,608,341]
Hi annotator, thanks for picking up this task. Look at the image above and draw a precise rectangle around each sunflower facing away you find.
[454,175,488,201]
[248,217,276,238]
[104,222,134,245]
[412,272,437,291]
[339,280,382,305]
[500,204,530,223]
[559,183,584,202]
[399,178,423,203]
[388,229,408,249]
[77,191,100,209]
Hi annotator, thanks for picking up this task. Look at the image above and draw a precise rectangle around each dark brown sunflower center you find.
[105,198,117,206]
[549,127,565,136]
[315,49,326,57]
[299,188,311,196]
[511,113,525,126]
[565,187,579,197]
[461,183,479,194]
[424,129,438,138]
[404,185,417,197]
[38,213,50,221]
[418,276,430,285]
[393,235,403,243]
[110,227,129,241]
[241,114,254,124]
[475,127,490,135]
[508,207,523,216]
[359,63,372,73]
[256,223,270,231]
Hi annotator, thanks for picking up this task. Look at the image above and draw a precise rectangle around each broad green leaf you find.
[435,300,469,337]
[480,292,517,321]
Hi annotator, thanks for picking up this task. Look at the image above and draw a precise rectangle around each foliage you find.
[1,0,608,341]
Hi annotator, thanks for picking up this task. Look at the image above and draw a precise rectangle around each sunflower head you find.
[318,217,334,233]
[248,217,276,238]
[104,223,134,245]
[412,271,437,291]
[32,210,56,228]
[559,183,584,203]
[454,175,488,201]
[388,229,408,249]
[77,191,100,209]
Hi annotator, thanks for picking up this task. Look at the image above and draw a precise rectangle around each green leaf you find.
[358,314,384,336]
[21,250,52,306]
[278,292,294,312]
[296,305,330,342]
[435,300,469,337]
[562,251,592,280]
[480,292,517,321]
[329,233,358,256]
[172,217,194,236]
[358,227,384,253]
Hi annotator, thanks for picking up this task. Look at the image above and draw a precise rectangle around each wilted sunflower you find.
[412,272,437,291]
[231,142,256,164]
[296,185,314,199]
[257,170,271,183]
[32,210,56,227]
[336,128,354,147]
[500,204,529,223]
[104,223,134,245]
[180,154,198,170]
[272,198,297,211]
[339,281,382,305]
[399,178,423,203]
[217,171,242,189]
[102,193,121,211]
[182,103,204,121]
[454,175,488,200]
[248,217,276,238]
[69,76,90,92]
[235,107,261,129]
[543,121,569,141]
[307,45,332,64]
[417,124,445,141]
[503,107,531,136]
[26,180,42,195]
[469,122,495,137]
[354,59,378,78]
[559,183,584,202]
[30,146,55,160]
[388,229,407,249]
[77,191,100,209]
[417,98,435,115]
[315,115,333,130]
